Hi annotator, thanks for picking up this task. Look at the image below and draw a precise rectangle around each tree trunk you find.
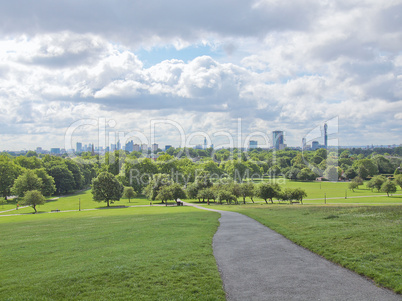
[107,200,110,207]
[264,199,268,204]
[250,197,254,203]
[243,197,246,204]
[33,204,37,213]
[270,198,273,204]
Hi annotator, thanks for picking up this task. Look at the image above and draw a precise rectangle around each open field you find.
[214,204,402,294]
[2,180,401,216]
[189,179,402,205]
[0,206,225,300]
[0,189,155,215]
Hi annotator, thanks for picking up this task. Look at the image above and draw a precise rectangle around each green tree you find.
[315,148,327,160]
[297,168,316,181]
[14,156,42,169]
[122,186,137,203]
[91,172,124,207]
[395,174,402,189]
[380,180,397,197]
[286,167,300,180]
[11,170,43,198]
[348,181,359,192]
[186,182,201,202]
[0,156,23,199]
[291,188,307,204]
[256,182,281,204]
[353,159,378,177]
[47,165,75,194]
[143,174,171,202]
[34,169,56,196]
[169,183,187,203]
[323,166,338,181]
[367,175,387,192]
[197,188,215,203]
[217,189,236,204]
[65,160,84,190]
[344,167,357,180]
[155,185,173,203]
[23,190,45,213]
[372,155,394,174]
[239,182,255,204]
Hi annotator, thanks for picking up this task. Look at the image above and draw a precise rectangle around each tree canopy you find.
[92,172,124,207]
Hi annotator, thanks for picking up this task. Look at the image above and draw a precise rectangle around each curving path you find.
[183,202,401,301]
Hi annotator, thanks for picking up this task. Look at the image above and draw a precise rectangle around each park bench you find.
[290,201,302,204]
[176,201,183,206]
[51,209,60,212]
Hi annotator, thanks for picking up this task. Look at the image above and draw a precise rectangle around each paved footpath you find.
[183,202,401,301]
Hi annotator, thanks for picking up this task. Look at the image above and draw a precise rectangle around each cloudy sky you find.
[1,0,401,151]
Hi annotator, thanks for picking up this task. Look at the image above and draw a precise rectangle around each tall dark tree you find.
[34,168,56,196]
[48,165,75,194]
[0,156,23,200]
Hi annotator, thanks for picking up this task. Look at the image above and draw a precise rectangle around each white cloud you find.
[0,0,401,150]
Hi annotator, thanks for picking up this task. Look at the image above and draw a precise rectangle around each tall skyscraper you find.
[204,138,207,150]
[152,143,158,152]
[125,140,134,152]
[76,142,82,153]
[324,123,328,149]
[272,131,284,150]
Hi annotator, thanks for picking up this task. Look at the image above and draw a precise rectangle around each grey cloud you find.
[0,0,320,45]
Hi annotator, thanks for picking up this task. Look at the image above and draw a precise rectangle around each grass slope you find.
[217,204,402,294]
[0,207,225,300]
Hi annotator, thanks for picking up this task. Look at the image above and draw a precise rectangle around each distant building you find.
[249,140,258,149]
[272,131,284,150]
[204,138,207,150]
[302,138,306,149]
[125,140,134,152]
[152,143,158,152]
[194,144,203,150]
[165,145,172,151]
[36,147,43,154]
[141,144,148,152]
[324,123,328,149]
[312,141,320,150]
[133,144,140,152]
[76,142,82,153]
[50,148,60,155]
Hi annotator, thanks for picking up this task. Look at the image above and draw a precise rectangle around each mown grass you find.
[3,180,401,215]
[0,189,157,215]
[188,180,402,205]
[0,207,225,300]
[216,204,402,294]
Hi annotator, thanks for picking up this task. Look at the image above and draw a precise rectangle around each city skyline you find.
[0,1,401,151]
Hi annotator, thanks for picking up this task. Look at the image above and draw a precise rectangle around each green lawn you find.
[0,189,157,215]
[0,207,225,300]
[216,204,402,294]
[187,179,402,205]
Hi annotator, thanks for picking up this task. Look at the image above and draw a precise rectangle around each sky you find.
[0,0,401,151]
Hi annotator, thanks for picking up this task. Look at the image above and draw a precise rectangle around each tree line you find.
[1,146,401,211]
